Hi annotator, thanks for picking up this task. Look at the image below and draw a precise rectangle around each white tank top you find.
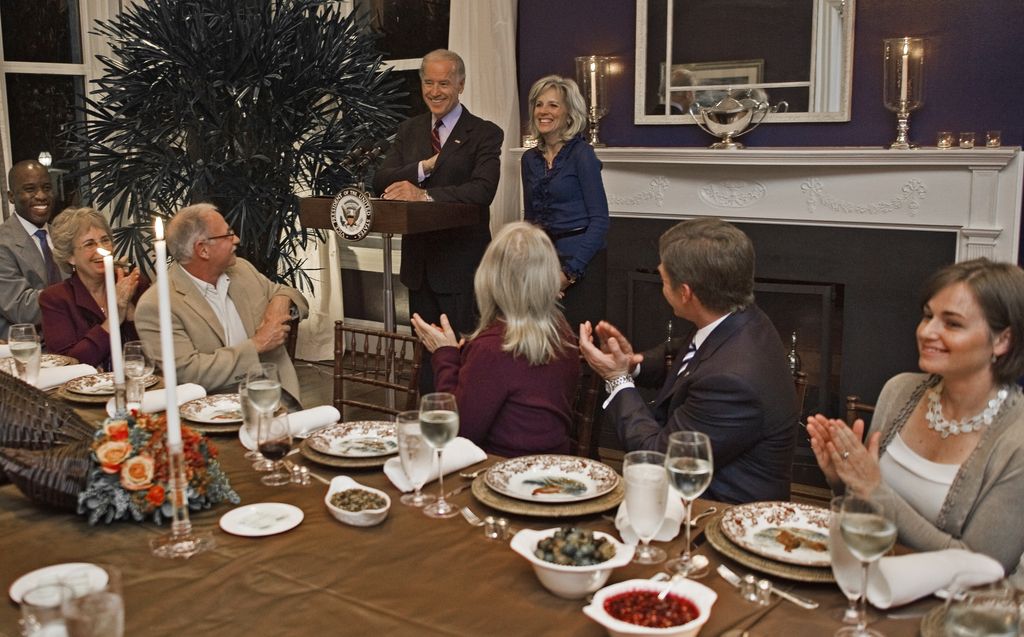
[879,433,959,523]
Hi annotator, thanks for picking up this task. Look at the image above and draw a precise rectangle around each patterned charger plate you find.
[705,513,835,583]
[1,353,78,369]
[180,394,243,424]
[483,454,620,503]
[299,438,391,469]
[306,421,396,458]
[720,501,831,567]
[64,372,159,396]
[471,474,624,517]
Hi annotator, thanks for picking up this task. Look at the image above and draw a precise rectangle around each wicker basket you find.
[0,441,93,511]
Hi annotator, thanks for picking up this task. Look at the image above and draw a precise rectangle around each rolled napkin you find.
[866,549,1004,609]
[36,364,99,391]
[0,344,10,358]
[383,437,487,492]
[238,406,341,451]
[615,496,686,545]
[105,383,207,417]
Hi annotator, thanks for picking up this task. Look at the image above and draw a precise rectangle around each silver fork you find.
[460,507,485,527]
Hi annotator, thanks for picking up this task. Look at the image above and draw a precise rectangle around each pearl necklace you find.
[925,381,1010,439]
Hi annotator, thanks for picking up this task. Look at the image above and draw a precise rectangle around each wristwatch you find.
[604,374,632,393]
[423,190,434,202]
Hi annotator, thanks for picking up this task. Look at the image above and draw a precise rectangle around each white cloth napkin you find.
[105,383,207,417]
[0,344,11,358]
[614,496,686,545]
[36,364,98,391]
[866,549,1004,609]
[238,406,341,451]
[383,437,487,492]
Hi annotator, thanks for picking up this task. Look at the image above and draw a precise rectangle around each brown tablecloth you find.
[0,408,932,636]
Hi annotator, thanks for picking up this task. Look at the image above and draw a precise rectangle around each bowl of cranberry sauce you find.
[583,578,717,637]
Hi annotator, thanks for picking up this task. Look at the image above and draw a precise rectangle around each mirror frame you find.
[634,0,856,125]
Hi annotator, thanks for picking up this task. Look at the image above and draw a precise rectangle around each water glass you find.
[830,495,870,625]
[20,583,72,637]
[61,564,124,637]
[122,340,153,406]
[238,378,269,468]
[9,323,41,386]
[396,410,436,507]
[623,450,668,564]
[837,492,897,637]
[420,392,460,519]
[944,576,1019,637]
[664,430,713,578]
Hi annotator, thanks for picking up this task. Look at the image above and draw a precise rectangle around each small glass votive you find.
[959,132,976,149]
[483,515,502,540]
[740,574,760,603]
[986,130,1002,148]
[936,131,954,149]
[755,579,773,606]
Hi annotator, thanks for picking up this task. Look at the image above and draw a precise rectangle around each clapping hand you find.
[579,320,641,380]
[807,414,882,496]
[411,313,463,353]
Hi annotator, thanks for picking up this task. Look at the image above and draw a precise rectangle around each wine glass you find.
[830,496,871,626]
[623,450,668,564]
[257,413,292,487]
[122,340,153,405]
[396,410,436,507]
[944,575,1020,637]
[238,377,270,469]
[837,492,897,637]
[664,430,713,578]
[419,392,460,519]
[9,323,41,385]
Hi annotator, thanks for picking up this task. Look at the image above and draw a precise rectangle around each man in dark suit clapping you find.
[580,218,797,504]
[373,49,503,393]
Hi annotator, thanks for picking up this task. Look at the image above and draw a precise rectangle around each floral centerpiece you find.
[78,412,239,524]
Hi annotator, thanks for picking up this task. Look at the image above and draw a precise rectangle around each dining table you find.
[0,401,937,636]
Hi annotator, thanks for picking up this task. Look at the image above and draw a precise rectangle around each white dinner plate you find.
[181,394,243,424]
[219,503,304,537]
[8,562,108,603]
[306,421,397,458]
[720,501,831,567]
[483,454,620,503]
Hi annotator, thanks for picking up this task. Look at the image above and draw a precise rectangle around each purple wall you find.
[517,0,1024,149]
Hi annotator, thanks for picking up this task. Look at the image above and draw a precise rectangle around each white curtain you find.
[449,0,522,232]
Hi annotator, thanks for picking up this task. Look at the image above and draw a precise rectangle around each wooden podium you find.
[299,196,484,332]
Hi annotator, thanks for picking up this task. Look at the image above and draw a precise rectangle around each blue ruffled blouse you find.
[521,135,610,279]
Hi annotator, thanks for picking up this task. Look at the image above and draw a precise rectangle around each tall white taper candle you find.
[899,39,909,103]
[97,247,124,384]
[153,218,182,445]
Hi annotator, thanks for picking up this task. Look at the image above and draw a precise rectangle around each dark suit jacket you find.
[39,272,149,370]
[608,305,797,504]
[372,108,503,294]
[0,214,68,338]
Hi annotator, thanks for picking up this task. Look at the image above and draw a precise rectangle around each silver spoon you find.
[688,506,718,527]
[459,466,489,479]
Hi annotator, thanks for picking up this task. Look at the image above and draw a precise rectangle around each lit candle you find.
[589,59,598,110]
[899,39,909,103]
[97,247,125,385]
[153,218,182,446]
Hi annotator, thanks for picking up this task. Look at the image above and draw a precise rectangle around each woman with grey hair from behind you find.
[411,222,580,457]
[40,207,148,369]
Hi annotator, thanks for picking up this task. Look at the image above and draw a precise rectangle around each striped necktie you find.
[677,341,698,375]
[34,228,61,285]
[431,119,443,155]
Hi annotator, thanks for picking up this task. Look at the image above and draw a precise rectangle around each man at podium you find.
[374,48,503,393]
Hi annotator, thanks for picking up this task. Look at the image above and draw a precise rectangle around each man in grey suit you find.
[0,160,66,339]
[580,218,797,504]
[373,48,503,393]
[135,203,308,402]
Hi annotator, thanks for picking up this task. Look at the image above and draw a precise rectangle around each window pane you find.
[1,0,82,63]
[393,69,428,119]
[356,0,449,60]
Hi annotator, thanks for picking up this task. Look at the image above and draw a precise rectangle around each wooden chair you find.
[285,316,300,360]
[333,321,423,419]
[568,364,602,459]
[845,394,876,428]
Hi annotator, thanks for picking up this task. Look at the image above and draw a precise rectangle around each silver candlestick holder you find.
[575,55,611,147]
[883,37,925,150]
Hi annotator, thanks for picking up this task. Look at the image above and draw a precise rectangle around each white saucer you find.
[219,503,304,537]
[8,563,108,603]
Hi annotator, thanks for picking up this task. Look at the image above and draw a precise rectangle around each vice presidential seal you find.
[330,187,373,241]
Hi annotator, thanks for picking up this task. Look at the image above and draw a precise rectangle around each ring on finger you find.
[841,450,850,461]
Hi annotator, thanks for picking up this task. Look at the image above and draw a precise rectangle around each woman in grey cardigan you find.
[807,258,1024,575]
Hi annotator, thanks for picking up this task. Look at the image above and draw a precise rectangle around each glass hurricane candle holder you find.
[883,37,925,150]
[575,55,611,147]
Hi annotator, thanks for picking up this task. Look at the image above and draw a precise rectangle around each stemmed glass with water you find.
[836,492,897,637]
[664,430,713,577]
[419,392,459,519]
[623,450,668,564]
[247,363,281,473]
[9,323,41,385]
[830,495,870,626]
[396,410,436,508]
[122,340,153,406]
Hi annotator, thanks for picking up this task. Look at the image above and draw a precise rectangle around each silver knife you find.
[444,483,473,499]
[716,564,819,610]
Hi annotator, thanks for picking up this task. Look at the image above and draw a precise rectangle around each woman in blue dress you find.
[521,75,610,330]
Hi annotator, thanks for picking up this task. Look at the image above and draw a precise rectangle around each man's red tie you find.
[431,119,443,155]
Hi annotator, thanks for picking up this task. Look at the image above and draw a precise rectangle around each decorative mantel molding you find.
[510,146,1023,262]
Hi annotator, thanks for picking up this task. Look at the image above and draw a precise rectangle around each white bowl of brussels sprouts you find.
[510,527,635,599]
[324,475,391,527]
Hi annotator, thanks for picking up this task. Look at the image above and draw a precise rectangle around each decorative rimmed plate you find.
[64,372,158,396]
[483,454,620,503]
[1,353,79,369]
[8,563,108,603]
[306,421,396,458]
[720,501,831,567]
[471,474,624,517]
[705,513,834,583]
[219,503,304,537]
[180,394,243,424]
[299,438,390,469]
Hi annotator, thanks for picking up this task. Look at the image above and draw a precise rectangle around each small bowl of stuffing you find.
[509,527,634,599]
[324,476,391,527]
[583,578,717,637]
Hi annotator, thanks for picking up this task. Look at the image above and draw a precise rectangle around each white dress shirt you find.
[182,269,249,347]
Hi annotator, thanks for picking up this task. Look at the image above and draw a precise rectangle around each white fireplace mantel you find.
[510,146,1024,263]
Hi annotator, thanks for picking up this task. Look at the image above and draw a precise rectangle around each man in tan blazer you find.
[135,203,308,402]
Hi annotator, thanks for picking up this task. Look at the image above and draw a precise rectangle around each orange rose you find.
[102,419,130,441]
[96,440,132,474]
[145,485,166,506]
[120,455,155,491]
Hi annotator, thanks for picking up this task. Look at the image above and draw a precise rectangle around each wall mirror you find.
[635,0,855,125]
